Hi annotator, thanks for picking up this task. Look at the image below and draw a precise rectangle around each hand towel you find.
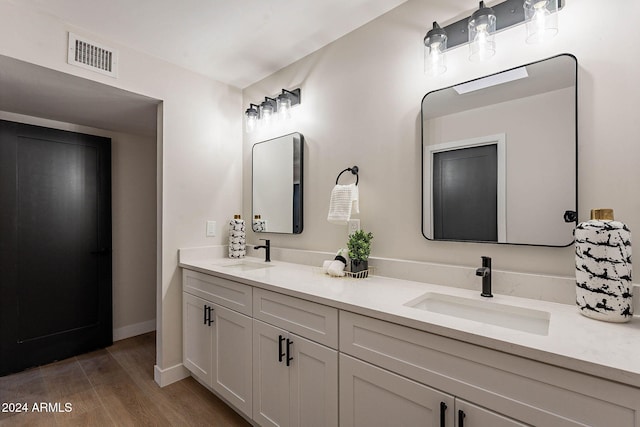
[327,183,359,225]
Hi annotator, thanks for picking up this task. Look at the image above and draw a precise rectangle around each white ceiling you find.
[21,0,409,88]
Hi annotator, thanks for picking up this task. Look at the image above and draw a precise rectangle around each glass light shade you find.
[468,2,496,62]
[424,22,447,76]
[245,107,258,133]
[260,103,274,128]
[277,95,292,121]
[524,0,558,44]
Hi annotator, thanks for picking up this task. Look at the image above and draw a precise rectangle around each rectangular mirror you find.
[422,54,577,246]
[252,132,304,234]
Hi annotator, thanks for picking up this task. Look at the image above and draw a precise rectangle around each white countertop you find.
[179,256,640,388]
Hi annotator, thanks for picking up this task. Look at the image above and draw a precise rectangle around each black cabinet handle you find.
[286,338,293,366]
[440,402,447,427]
[278,335,286,362]
[207,306,214,326]
[458,410,465,427]
[203,305,214,326]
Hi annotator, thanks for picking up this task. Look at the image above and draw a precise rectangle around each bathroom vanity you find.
[180,254,640,427]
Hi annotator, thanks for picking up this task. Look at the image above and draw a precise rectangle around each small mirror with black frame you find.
[252,132,304,234]
[421,54,577,247]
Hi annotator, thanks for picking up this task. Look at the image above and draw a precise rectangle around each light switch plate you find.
[206,221,216,237]
[348,219,361,236]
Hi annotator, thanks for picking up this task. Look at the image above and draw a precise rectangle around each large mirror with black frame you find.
[252,132,303,234]
[422,54,577,246]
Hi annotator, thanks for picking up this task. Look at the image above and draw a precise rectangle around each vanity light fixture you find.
[424,22,448,76]
[423,0,562,75]
[244,88,301,133]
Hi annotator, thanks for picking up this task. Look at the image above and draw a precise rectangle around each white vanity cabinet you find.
[182,270,253,418]
[339,311,640,427]
[252,288,339,427]
[340,353,526,427]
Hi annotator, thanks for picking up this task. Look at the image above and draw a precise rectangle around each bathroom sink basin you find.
[404,292,550,335]
[221,261,274,271]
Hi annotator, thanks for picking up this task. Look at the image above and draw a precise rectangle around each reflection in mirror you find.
[252,132,303,234]
[422,54,577,246]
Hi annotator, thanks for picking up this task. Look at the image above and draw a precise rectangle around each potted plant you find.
[347,230,373,277]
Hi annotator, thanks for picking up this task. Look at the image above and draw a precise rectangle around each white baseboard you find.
[154,363,190,387]
[113,319,156,341]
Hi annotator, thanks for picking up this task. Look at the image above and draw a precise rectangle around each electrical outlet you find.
[348,219,361,236]
[206,221,216,237]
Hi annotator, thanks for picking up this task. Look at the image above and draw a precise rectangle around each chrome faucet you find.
[476,256,493,298]
[254,239,271,262]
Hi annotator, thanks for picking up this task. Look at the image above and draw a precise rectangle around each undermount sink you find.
[405,292,550,336]
[221,261,274,271]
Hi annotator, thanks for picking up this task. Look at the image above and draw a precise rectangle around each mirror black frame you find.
[252,132,304,234]
[420,53,578,247]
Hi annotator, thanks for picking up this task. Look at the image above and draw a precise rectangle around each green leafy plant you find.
[347,230,374,262]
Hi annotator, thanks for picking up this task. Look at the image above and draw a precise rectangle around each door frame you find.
[424,133,507,242]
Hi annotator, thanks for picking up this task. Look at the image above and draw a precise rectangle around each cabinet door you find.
[340,354,455,427]
[253,319,291,427]
[212,303,253,418]
[183,292,213,385]
[455,399,528,427]
[289,334,338,427]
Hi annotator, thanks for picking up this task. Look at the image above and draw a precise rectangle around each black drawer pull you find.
[286,338,293,366]
[458,409,465,427]
[207,306,214,326]
[278,335,286,362]
[440,402,447,427]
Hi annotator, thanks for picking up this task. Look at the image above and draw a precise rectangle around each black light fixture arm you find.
[335,166,359,186]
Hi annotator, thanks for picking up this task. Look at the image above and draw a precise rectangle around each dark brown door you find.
[433,144,498,242]
[0,120,112,376]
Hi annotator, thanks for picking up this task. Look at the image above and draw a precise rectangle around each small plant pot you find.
[350,259,368,278]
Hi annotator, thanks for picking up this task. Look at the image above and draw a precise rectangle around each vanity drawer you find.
[253,288,338,349]
[182,269,252,316]
[339,310,639,427]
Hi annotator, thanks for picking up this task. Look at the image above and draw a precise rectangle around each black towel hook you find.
[336,166,359,185]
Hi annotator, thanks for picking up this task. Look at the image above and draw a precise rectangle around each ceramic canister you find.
[229,214,246,259]
[575,208,633,322]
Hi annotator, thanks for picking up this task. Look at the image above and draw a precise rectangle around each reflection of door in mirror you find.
[252,132,304,234]
[434,145,497,242]
[427,134,506,243]
[421,54,577,247]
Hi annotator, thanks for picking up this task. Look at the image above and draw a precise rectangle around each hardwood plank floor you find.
[0,333,250,426]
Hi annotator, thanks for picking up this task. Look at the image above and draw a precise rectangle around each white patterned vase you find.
[575,215,632,322]
[229,217,246,259]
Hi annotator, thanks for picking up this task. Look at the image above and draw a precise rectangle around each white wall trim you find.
[113,319,156,342]
[154,363,190,388]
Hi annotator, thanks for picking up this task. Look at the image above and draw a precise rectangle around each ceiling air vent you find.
[67,32,118,78]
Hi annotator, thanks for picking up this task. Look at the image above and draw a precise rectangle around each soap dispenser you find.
[229,214,246,258]
[575,208,632,322]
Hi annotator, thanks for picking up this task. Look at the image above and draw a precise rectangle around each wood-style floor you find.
[0,333,250,426]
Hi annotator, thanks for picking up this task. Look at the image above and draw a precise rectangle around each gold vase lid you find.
[590,208,614,221]
[233,214,241,219]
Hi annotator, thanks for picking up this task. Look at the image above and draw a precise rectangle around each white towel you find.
[327,184,359,224]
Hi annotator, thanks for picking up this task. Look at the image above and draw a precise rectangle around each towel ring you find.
[335,166,359,185]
